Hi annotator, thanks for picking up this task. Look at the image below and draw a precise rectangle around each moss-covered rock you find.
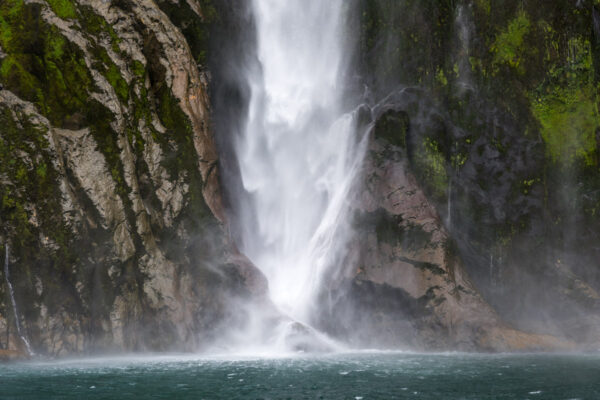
[0,0,262,356]
[359,0,600,345]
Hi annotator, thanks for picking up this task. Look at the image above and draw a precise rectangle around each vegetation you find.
[0,0,218,347]
[491,10,531,74]
[360,0,600,312]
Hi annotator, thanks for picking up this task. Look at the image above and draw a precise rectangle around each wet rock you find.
[0,349,27,362]
[283,322,336,353]
[318,130,573,351]
[0,0,265,356]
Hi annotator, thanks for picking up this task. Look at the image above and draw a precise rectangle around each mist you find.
[210,0,600,352]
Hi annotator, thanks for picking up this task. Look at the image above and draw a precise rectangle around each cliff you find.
[0,0,266,356]
[350,0,600,348]
[0,0,599,357]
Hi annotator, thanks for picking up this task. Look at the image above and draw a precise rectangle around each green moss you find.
[0,2,96,127]
[0,0,233,335]
[0,103,76,272]
[78,5,121,53]
[154,87,213,226]
[105,61,129,103]
[450,151,467,169]
[86,44,129,103]
[46,0,77,20]
[131,60,145,78]
[46,32,66,59]
[0,15,14,44]
[530,37,599,165]
[532,87,598,164]
[414,137,448,200]
[491,10,531,74]
[435,67,448,87]
[0,105,79,310]
[36,163,47,179]
[0,0,136,241]
[519,177,539,195]
[0,0,23,47]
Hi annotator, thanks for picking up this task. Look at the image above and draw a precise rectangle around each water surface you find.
[1,352,599,399]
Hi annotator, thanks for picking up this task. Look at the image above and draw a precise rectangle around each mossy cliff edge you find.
[0,0,266,357]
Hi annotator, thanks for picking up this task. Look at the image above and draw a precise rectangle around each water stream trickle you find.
[233,0,367,347]
[4,244,34,356]
[447,178,453,228]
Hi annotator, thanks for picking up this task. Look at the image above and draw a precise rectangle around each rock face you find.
[0,0,266,356]
[0,0,598,357]
[317,112,571,351]
[346,0,600,348]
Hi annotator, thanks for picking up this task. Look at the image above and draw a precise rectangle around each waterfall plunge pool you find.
[1,352,599,399]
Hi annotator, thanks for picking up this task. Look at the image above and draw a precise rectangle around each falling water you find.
[3,245,34,356]
[234,0,367,335]
[455,4,474,92]
[489,253,494,287]
[447,178,453,228]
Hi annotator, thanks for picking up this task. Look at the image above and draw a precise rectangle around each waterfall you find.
[447,178,452,228]
[4,245,34,356]
[455,4,474,92]
[233,0,367,337]
[489,253,494,287]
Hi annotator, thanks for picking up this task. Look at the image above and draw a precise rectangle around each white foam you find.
[232,0,367,352]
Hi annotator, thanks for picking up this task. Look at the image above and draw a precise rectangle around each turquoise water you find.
[1,352,599,399]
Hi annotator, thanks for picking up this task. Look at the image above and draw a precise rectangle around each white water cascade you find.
[4,245,34,356]
[233,0,368,344]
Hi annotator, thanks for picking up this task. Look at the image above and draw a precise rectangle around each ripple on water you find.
[1,353,599,399]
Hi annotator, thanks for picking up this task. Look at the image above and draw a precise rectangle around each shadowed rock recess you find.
[0,0,599,357]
